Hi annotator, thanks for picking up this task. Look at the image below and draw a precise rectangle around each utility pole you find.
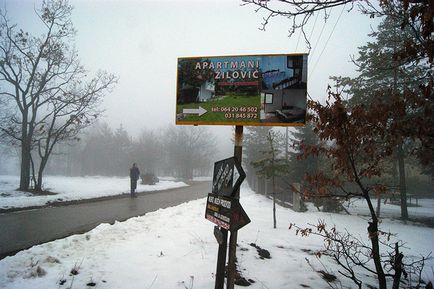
[227,125,243,289]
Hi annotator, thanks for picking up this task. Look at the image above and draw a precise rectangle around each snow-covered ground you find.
[0,176,433,289]
[0,175,189,210]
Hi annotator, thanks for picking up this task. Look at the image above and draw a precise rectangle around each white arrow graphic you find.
[183,106,207,117]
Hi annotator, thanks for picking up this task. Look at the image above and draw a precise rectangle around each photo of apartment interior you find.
[260,55,307,123]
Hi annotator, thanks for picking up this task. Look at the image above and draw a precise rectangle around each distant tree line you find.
[245,124,432,203]
[43,122,217,180]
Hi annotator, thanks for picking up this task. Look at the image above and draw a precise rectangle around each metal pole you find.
[227,125,243,289]
[214,229,227,289]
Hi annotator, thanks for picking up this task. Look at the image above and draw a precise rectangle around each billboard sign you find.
[176,53,307,127]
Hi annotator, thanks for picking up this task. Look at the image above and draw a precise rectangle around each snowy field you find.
[0,175,189,210]
[0,176,433,289]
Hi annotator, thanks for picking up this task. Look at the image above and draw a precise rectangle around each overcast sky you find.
[1,0,378,157]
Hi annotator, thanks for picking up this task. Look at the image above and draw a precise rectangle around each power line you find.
[310,15,328,60]
[307,11,319,53]
[309,4,347,81]
[295,29,302,51]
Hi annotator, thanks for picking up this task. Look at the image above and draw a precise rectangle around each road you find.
[0,181,210,259]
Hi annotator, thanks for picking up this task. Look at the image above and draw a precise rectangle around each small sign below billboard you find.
[205,193,250,231]
[176,53,307,127]
[212,157,245,197]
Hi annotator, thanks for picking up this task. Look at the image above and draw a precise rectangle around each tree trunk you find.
[376,196,381,218]
[35,158,48,192]
[368,220,388,289]
[363,190,387,289]
[19,138,31,191]
[392,243,404,289]
[19,111,33,191]
[397,144,408,220]
[35,173,43,192]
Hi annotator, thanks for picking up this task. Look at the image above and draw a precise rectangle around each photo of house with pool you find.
[176,54,307,126]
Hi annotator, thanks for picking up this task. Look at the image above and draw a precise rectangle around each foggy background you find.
[0,0,378,175]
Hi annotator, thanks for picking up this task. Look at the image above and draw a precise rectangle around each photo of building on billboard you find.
[176,54,307,126]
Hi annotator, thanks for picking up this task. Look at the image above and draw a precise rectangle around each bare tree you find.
[252,129,286,228]
[132,128,163,175]
[290,220,430,289]
[163,126,217,179]
[241,0,358,49]
[31,72,116,191]
[79,122,116,176]
[241,0,433,62]
[0,0,117,191]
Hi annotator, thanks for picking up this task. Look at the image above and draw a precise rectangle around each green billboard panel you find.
[176,53,307,127]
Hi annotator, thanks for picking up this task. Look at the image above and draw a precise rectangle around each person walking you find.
[129,163,140,197]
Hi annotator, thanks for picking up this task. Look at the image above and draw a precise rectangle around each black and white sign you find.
[212,157,245,197]
[205,193,250,231]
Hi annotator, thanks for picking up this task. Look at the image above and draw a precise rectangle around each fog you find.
[0,0,378,175]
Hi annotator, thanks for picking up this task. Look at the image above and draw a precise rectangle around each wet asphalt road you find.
[0,181,211,259]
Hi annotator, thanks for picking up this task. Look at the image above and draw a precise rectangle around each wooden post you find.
[227,125,243,289]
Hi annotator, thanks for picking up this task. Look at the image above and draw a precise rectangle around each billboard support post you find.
[227,125,243,289]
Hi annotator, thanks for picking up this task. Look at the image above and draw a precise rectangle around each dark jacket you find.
[130,166,140,181]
